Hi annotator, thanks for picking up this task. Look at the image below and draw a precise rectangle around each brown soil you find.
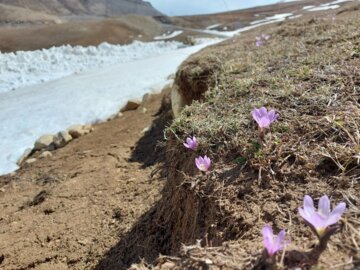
[0,16,166,52]
[0,90,172,269]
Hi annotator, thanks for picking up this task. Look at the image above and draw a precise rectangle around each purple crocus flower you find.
[262,34,271,40]
[252,107,278,130]
[262,224,288,257]
[184,136,198,150]
[195,155,211,172]
[255,36,263,47]
[299,195,346,238]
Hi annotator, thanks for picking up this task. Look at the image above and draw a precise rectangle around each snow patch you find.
[206,24,222,30]
[154,30,183,40]
[307,5,340,11]
[202,13,293,38]
[250,13,293,25]
[289,14,303,19]
[306,0,353,12]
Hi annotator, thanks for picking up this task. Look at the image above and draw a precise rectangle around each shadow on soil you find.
[94,99,173,269]
[128,96,173,168]
[93,203,165,270]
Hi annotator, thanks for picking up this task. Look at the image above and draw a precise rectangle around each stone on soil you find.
[34,135,55,150]
[17,148,33,166]
[120,99,141,112]
[54,131,72,148]
[67,124,93,139]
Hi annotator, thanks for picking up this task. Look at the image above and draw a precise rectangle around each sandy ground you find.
[0,91,171,270]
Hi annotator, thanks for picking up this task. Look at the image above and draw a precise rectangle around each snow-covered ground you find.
[0,39,221,175]
[306,0,353,12]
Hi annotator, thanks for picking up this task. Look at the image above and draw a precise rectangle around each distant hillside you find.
[0,0,162,17]
[0,3,61,25]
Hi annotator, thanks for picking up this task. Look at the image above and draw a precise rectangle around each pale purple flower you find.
[184,136,198,150]
[299,195,346,238]
[262,224,288,257]
[262,34,271,40]
[195,155,211,172]
[252,107,278,130]
[255,36,263,47]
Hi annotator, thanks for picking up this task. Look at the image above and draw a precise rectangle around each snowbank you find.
[0,41,186,94]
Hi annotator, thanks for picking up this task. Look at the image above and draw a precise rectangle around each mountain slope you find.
[0,0,162,17]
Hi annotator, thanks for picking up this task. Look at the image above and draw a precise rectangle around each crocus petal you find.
[299,208,312,224]
[259,117,271,129]
[262,224,274,240]
[275,229,286,250]
[204,156,211,169]
[268,110,278,122]
[318,195,331,216]
[311,212,327,230]
[325,202,346,227]
[259,107,268,117]
[303,195,315,217]
[262,225,275,255]
[252,109,261,123]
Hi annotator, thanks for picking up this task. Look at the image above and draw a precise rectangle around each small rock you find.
[120,99,141,112]
[25,158,37,164]
[39,151,53,158]
[34,135,54,150]
[53,131,72,148]
[17,148,32,165]
[142,108,147,114]
[83,124,93,133]
[67,125,92,139]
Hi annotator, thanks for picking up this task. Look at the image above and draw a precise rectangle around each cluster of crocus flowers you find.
[183,136,211,172]
[262,195,346,260]
[298,195,346,238]
[262,224,288,257]
[255,34,271,47]
[252,107,278,130]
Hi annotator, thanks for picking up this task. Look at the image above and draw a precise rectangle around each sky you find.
[147,0,286,16]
